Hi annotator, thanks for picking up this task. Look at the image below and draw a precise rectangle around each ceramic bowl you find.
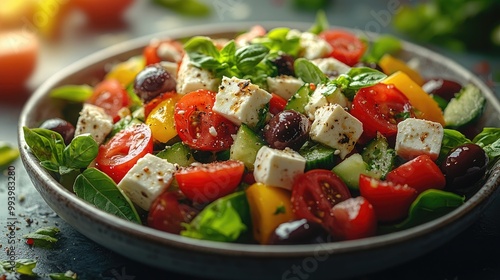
[18,22,500,280]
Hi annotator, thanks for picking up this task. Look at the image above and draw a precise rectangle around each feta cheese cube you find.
[253,146,306,190]
[213,76,272,127]
[176,54,220,94]
[266,75,304,100]
[310,104,363,159]
[117,153,177,211]
[297,32,332,60]
[395,118,444,161]
[74,103,113,145]
[311,57,351,78]
[304,83,350,120]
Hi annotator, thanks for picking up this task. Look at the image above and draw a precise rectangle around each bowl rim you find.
[18,21,500,258]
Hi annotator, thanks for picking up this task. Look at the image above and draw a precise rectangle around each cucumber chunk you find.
[230,124,265,170]
[444,83,485,128]
[332,153,372,190]
[299,141,337,170]
[285,83,315,114]
[156,142,195,167]
[361,133,396,179]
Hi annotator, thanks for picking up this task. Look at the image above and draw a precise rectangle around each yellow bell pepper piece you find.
[105,56,145,87]
[379,54,425,86]
[382,71,445,125]
[146,94,182,143]
[245,183,294,244]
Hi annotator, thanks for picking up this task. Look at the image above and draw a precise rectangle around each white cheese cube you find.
[304,83,350,120]
[395,118,444,161]
[159,61,178,79]
[310,104,363,159]
[213,76,272,127]
[266,75,304,100]
[297,32,332,60]
[74,103,113,145]
[176,54,220,94]
[253,146,306,190]
[311,57,351,78]
[117,153,177,211]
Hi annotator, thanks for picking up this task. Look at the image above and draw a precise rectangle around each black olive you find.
[39,118,75,145]
[134,64,176,103]
[268,219,329,245]
[262,110,311,151]
[269,53,295,76]
[422,78,462,102]
[440,143,489,193]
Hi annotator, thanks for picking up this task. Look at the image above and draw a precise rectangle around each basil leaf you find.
[184,36,220,59]
[439,129,471,162]
[49,85,94,102]
[294,58,328,84]
[235,44,269,73]
[63,134,98,170]
[181,191,250,242]
[23,127,65,167]
[186,52,222,70]
[308,10,329,35]
[394,189,464,231]
[219,40,236,64]
[345,67,387,90]
[473,127,500,161]
[0,141,19,168]
[252,28,301,57]
[74,168,141,224]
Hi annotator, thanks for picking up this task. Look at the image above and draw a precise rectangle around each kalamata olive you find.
[440,143,489,193]
[269,53,295,76]
[263,110,311,150]
[268,219,329,245]
[39,118,75,145]
[134,64,176,103]
[422,78,462,102]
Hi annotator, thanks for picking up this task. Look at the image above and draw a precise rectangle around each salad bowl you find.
[18,22,500,280]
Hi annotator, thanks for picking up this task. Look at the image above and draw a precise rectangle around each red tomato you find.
[175,160,245,204]
[324,196,377,241]
[269,93,288,115]
[319,30,367,66]
[147,191,198,234]
[143,39,184,66]
[386,155,446,194]
[291,170,351,224]
[88,79,130,123]
[359,174,418,223]
[351,83,414,142]
[96,123,153,183]
[174,89,238,151]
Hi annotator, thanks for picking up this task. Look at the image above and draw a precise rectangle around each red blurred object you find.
[73,0,135,26]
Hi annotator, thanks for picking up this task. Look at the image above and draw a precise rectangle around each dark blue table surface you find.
[1,1,499,279]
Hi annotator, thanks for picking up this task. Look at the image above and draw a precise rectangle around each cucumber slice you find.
[332,153,372,190]
[156,142,195,167]
[284,83,315,114]
[230,124,265,170]
[361,133,396,179]
[444,83,485,128]
[298,141,337,170]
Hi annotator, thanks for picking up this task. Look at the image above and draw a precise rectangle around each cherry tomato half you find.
[319,30,367,66]
[269,93,288,115]
[143,39,184,66]
[324,196,377,241]
[291,170,351,224]
[386,154,446,194]
[175,160,245,204]
[88,79,130,123]
[147,191,198,234]
[351,83,414,142]
[174,89,238,151]
[359,174,418,223]
[95,123,154,183]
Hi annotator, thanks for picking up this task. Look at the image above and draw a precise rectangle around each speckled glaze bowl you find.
[18,22,500,280]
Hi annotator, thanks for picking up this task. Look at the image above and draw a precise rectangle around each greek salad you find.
[23,16,500,245]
